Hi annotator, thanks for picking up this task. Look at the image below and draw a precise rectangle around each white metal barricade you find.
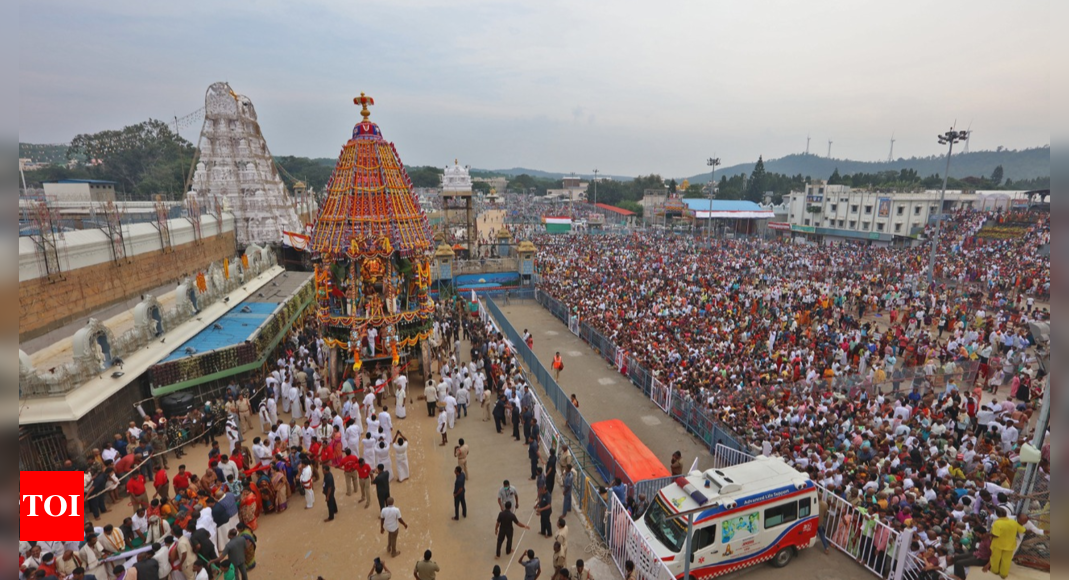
[606,494,676,580]
[650,377,672,413]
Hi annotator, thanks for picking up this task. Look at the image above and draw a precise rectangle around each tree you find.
[275,156,335,191]
[615,200,643,217]
[67,119,195,199]
[827,167,843,185]
[667,179,678,193]
[745,156,767,202]
[406,165,444,188]
[990,164,1004,187]
[471,181,492,194]
[681,182,705,198]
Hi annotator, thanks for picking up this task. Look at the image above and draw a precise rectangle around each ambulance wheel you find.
[771,547,795,568]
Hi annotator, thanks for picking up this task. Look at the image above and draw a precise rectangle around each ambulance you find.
[636,456,819,579]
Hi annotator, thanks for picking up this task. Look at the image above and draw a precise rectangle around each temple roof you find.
[310,95,433,259]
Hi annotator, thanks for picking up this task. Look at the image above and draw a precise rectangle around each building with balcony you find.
[784,181,1030,246]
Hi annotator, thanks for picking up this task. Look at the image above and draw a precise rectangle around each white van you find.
[636,456,819,579]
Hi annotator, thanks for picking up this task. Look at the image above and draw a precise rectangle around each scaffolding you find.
[94,200,128,264]
[153,194,173,252]
[29,198,67,280]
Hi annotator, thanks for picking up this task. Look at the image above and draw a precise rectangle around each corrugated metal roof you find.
[593,203,635,216]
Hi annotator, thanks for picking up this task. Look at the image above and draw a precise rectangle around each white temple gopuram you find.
[186,82,301,247]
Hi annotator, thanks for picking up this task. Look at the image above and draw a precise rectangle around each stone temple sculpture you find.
[186,81,301,247]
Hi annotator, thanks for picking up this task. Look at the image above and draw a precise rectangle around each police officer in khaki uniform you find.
[455,439,470,481]
[414,550,440,580]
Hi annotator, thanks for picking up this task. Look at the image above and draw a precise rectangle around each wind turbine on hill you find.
[888,132,896,163]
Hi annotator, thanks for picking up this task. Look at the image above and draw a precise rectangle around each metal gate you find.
[650,377,672,413]
[19,425,70,471]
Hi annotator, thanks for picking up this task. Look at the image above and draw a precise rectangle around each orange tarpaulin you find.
[590,419,670,487]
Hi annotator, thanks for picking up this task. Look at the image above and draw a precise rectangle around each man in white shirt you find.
[378,409,394,443]
[218,455,240,482]
[362,390,377,421]
[393,373,409,402]
[1000,421,1019,453]
[102,444,119,465]
[379,498,408,558]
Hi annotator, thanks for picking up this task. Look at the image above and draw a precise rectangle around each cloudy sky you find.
[19,0,1049,177]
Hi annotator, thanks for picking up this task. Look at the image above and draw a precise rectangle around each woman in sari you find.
[257,472,276,514]
[271,464,289,513]
[236,523,258,570]
[238,486,260,531]
[330,425,344,467]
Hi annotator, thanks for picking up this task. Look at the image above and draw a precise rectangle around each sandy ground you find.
[97,343,618,579]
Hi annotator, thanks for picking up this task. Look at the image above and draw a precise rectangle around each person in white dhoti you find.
[345,418,363,452]
[367,327,378,357]
[375,441,393,481]
[225,419,241,456]
[444,394,457,429]
[394,382,408,420]
[258,401,272,434]
[309,400,323,430]
[300,460,314,509]
[361,432,377,467]
[288,384,302,420]
[366,414,380,440]
[378,408,394,443]
[393,435,410,482]
[437,407,449,446]
[266,396,278,426]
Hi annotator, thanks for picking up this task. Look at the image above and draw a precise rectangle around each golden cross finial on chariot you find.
[354,92,375,121]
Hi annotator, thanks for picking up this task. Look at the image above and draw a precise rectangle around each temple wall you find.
[19,214,236,341]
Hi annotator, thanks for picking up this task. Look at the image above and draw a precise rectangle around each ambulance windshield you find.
[644,495,687,553]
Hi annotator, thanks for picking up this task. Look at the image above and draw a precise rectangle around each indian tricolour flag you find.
[542,216,572,233]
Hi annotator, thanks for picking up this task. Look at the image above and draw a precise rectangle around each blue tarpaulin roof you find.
[681,199,765,211]
[161,302,278,362]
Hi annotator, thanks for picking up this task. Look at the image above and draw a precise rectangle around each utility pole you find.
[592,169,599,206]
[926,127,969,284]
[706,157,720,239]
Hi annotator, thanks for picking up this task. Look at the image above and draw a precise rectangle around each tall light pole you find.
[926,127,969,285]
[592,169,599,206]
[706,157,720,238]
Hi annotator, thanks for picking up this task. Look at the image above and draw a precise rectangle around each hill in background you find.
[683,146,1049,184]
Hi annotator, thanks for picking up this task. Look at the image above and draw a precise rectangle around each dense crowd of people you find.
[533,208,1049,579]
[17,204,1049,580]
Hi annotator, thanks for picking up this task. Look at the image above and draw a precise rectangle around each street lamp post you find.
[592,169,599,206]
[706,157,720,239]
[926,128,969,285]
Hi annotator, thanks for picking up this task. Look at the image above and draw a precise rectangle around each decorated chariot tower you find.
[310,94,435,386]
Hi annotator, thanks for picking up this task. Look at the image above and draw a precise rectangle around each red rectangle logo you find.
[19,471,85,541]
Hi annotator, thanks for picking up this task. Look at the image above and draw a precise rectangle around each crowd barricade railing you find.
[605,493,676,580]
